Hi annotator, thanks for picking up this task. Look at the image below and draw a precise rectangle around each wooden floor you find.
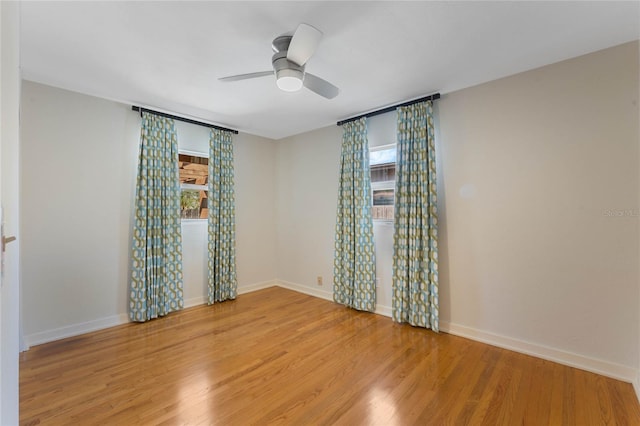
[20,287,640,425]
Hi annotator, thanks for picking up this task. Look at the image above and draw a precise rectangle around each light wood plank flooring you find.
[20,287,640,425]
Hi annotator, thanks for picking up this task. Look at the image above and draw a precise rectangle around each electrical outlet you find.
[317,276,323,286]
[376,278,380,289]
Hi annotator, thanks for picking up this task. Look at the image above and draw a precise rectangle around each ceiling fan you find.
[219,24,339,99]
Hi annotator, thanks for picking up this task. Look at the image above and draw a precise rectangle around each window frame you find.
[179,149,208,222]
[370,143,396,222]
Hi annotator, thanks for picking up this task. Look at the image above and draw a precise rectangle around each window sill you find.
[181,219,207,225]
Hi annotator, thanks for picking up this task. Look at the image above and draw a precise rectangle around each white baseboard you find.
[274,282,636,383]
[375,304,392,317]
[23,280,640,387]
[26,313,129,347]
[184,296,207,308]
[238,279,279,295]
[274,280,393,317]
[440,320,637,384]
[25,279,279,347]
[275,279,333,301]
[185,279,277,307]
[272,283,638,384]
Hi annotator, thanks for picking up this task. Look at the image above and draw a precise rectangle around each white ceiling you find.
[20,1,639,139]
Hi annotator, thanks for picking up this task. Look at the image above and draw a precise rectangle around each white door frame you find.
[1,2,22,424]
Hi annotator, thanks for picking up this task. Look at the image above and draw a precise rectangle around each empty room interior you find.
[1,1,640,424]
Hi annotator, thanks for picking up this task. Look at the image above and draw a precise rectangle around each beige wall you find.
[275,124,342,295]
[20,81,277,343]
[21,82,139,340]
[438,40,638,369]
[276,41,639,379]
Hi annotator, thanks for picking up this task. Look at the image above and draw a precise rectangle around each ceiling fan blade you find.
[219,71,273,82]
[287,23,322,66]
[303,73,339,99]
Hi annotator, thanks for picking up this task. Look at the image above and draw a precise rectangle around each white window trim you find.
[370,143,396,223]
[371,183,395,223]
[370,143,396,152]
[181,219,208,225]
[179,148,207,157]
[181,183,207,191]
[179,150,208,222]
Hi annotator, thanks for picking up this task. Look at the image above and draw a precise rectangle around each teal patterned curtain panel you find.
[392,101,439,331]
[333,118,377,312]
[130,112,184,322]
[208,128,238,303]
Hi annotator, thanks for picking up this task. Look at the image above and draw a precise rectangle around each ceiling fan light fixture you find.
[276,68,303,92]
[219,23,339,99]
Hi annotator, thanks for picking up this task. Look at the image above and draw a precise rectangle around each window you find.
[370,145,396,221]
[179,151,208,220]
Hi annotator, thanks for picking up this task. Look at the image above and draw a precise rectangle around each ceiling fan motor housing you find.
[271,35,292,53]
[272,42,305,91]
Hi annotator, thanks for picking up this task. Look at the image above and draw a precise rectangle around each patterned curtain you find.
[130,112,184,322]
[333,118,377,312]
[392,101,439,331]
[208,128,238,303]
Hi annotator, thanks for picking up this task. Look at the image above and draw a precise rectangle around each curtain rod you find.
[336,93,441,126]
[131,106,239,134]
